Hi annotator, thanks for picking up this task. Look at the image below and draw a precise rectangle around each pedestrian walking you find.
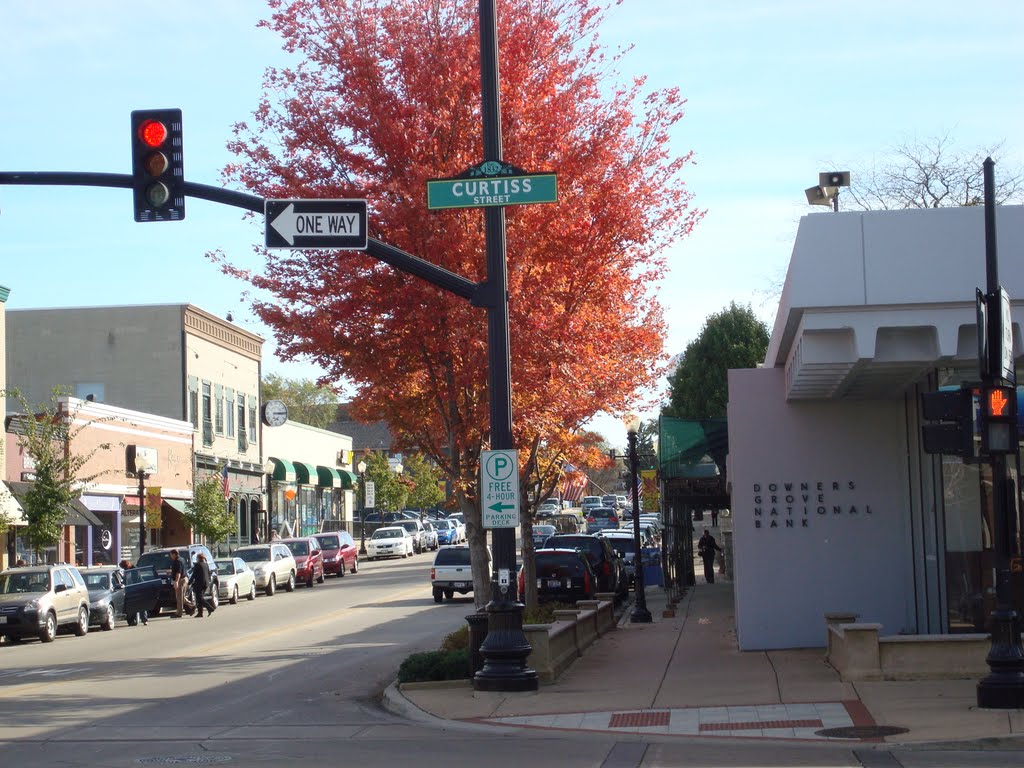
[697,529,722,584]
[118,560,148,625]
[169,549,185,618]
[187,552,215,618]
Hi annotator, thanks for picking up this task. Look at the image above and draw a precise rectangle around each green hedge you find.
[397,649,471,683]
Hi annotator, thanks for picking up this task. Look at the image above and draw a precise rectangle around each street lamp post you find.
[357,460,368,555]
[263,459,275,545]
[625,413,652,624]
[135,454,150,556]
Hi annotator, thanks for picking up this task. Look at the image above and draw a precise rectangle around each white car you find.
[215,557,257,604]
[234,543,297,596]
[367,526,415,560]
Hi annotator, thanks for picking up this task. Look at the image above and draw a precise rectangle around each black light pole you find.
[472,0,537,693]
[976,157,1024,709]
[625,414,652,623]
[357,460,368,555]
[135,455,149,556]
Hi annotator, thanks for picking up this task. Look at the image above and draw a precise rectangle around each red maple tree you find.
[217,0,701,602]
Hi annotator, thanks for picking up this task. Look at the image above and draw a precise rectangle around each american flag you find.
[626,477,643,506]
[559,469,588,502]
[221,465,231,500]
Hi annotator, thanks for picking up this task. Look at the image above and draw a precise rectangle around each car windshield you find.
[0,572,51,593]
[83,573,112,589]
[544,536,602,563]
[590,508,616,519]
[372,529,403,539]
[317,535,340,549]
[399,522,418,533]
[433,548,471,566]
[534,526,556,537]
[286,541,309,556]
[215,560,236,574]
[536,552,588,576]
[236,548,272,563]
[606,538,635,555]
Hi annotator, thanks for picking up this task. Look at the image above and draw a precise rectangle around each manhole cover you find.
[136,757,232,765]
[815,725,909,739]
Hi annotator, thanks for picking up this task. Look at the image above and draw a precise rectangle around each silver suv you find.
[0,564,91,643]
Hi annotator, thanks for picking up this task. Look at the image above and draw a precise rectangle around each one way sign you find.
[265,199,368,250]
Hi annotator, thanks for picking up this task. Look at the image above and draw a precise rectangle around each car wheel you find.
[248,581,257,601]
[350,557,358,574]
[39,613,57,643]
[433,587,444,604]
[101,604,115,631]
[266,574,277,597]
[316,569,325,584]
[285,573,296,592]
[209,589,219,610]
[337,562,346,578]
[72,606,89,637]
[230,585,239,605]
[306,571,314,588]
[444,589,454,600]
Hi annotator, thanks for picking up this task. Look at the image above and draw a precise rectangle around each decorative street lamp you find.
[135,453,150,556]
[263,458,276,545]
[357,460,368,555]
[625,413,652,624]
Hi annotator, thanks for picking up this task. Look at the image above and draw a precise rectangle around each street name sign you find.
[427,161,557,210]
[265,199,368,249]
[481,449,519,529]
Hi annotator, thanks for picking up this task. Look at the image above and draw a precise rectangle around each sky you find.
[2,0,1022,448]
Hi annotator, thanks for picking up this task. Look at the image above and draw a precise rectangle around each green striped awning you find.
[316,466,342,488]
[294,461,319,485]
[269,457,296,483]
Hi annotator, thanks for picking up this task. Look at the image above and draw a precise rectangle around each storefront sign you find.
[751,480,873,529]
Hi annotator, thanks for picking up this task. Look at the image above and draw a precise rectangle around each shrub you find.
[523,601,574,624]
[397,649,470,683]
[440,624,469,652]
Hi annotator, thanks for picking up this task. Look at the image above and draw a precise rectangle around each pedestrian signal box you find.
[920,387,976,458]
[981,385,1018,455]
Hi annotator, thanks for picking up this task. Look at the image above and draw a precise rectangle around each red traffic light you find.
[138,119,169,148]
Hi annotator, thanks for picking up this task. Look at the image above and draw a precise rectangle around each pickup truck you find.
[430,545,488,603]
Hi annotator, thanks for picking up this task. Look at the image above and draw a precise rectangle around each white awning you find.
[1,482,28,526]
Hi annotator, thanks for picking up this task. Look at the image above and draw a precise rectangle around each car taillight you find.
[602,561,611,576]
[610,516,617,525]
[518,570,524,593]
[587,516,595,523]
[583,571,592,594]
[430,568,436,580]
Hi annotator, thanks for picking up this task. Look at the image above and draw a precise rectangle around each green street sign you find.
[481,449,519,529]
[427,161,557,210]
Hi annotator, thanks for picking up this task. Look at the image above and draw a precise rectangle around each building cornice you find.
[183,305,264,362]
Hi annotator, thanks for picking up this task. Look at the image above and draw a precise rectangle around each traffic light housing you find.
[130,109,184,222]
[981,385,1018,455]
[920,387,976,458]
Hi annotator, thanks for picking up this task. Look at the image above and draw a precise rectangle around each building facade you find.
[727,205,1024,650]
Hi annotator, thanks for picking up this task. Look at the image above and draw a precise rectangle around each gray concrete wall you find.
[727,366,913,650]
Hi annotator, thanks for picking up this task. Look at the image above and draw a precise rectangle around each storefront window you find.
[299,487,317,536]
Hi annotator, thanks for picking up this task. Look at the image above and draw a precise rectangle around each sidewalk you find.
[386,574,1024,746]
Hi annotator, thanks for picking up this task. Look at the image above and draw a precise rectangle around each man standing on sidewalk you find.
[170,549,185,617]
[697,529,722,584]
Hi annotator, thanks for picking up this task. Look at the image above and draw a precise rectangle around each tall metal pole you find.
[138,470,147,556]
[628,428,652,623]
[976,157,1024,709]
[472,0,537,692]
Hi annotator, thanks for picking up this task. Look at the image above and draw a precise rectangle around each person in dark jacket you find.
[187,553,215,618]
[118,560,148,625]
[697,529,723,584]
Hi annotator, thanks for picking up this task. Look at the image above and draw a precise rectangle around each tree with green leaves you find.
[1,389,111,560]
[663,303,769,419]
[364,452,408,513]
[182,473,237,546]
[260,373,338,429]
[403,453,444,511]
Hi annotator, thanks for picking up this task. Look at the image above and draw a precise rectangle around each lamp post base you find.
[976,608,1024,709]
[630,605,653,624]
[473,598,538,692]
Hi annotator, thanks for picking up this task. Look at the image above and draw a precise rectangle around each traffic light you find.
[980,385,1018,455]
[920,387,976,457]
[130,109,184,222]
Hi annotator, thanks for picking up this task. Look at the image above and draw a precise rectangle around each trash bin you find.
[465,612,489,676]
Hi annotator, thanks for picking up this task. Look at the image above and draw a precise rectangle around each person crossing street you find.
[187,552,216,618]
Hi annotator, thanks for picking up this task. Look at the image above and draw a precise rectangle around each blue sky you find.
[2,0,1022,446]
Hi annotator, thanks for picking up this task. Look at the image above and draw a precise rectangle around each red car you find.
[312,531,360,578]
[280,537,325,587]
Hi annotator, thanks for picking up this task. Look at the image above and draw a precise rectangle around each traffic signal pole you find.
[976,158,1024,709]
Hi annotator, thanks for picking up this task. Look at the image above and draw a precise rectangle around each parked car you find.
[434,519,460,546]
[312,531,359,577]
[580,496,603,512]
[215,558,257,604]
[552,513,582,534]
[536,501,559,518]
[135,544,220,616]
[431,544,488,602]
[395,519,427,554]
[366,526,414,560]
[519,548,597,604]
[80,565,161,629]
[584,506,620,533]
[597,530,639,586]
[234,543,297,596]
[540,533,628,601]
[421,521,440,552]
[0,564,91,643]
[281,537,326,587]
[447,515,467,542]
[601,495,620,510]
[531,524,557,549]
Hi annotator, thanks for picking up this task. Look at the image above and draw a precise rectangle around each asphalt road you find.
[1,554,1021,768]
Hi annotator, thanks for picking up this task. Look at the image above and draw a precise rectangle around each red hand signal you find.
[988,388,1011,417]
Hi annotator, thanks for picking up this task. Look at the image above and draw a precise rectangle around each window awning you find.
[0,482,27,526]
[294,461,319,485]
[164,499,189,513]
[4,481,102,527]
[268,457,296,483]
[316,467,358,489]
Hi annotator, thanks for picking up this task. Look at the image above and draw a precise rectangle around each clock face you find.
[263,399,288,427]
